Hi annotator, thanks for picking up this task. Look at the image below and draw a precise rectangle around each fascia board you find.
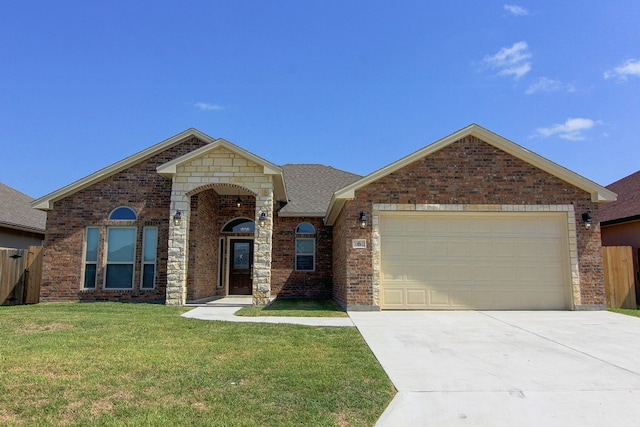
[0,222,46,234]
[327,124,616,212]
[469,126,617,202]
[31,128,217,211]
[324,196,347,226]
[155,137,288,202]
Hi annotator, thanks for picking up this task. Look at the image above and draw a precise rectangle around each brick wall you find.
[187,190,220,301]
[41,137,208,302]
[271,216,333,298]
[334,135,604,308]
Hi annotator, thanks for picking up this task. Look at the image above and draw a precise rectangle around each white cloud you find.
[525,77,576,95]
[604,59,640,81]
[483,41,532,79]
[194,102,225,111]
[535,118,600,141]
[504,4,529,16]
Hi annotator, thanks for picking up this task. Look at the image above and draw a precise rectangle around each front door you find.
[229,239,253,295]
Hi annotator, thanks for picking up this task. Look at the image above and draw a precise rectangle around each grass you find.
[235,298,348,317]
[609,307,640,318]
[0,302,394,426]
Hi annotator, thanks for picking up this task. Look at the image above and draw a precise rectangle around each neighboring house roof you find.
[279,165,361,217]
[325,124,617,225]
[600,170,640,225]
[0,182,46,233]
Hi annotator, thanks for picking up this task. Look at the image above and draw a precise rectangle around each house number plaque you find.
[352,239,367,249]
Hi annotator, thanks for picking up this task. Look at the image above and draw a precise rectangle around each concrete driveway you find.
[349,310,640,426]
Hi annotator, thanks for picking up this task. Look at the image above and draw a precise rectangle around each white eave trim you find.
[324,124,616,225]
[156,138,283,178]
[31,128,217,210]
[155,138,288,202]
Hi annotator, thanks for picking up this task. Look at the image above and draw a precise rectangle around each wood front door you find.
[229,239,253,295]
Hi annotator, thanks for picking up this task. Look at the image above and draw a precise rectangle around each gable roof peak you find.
[32,128,217,210]
[324,124,616,225]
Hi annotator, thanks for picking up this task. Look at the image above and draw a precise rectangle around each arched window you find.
[222,218,255,233]
[295,222,315,234]
[109,207,137,221]
[295,222,315,271]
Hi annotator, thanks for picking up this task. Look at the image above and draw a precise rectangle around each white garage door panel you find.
[380,213,569,310]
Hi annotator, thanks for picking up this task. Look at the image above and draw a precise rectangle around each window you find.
[83,227,100,289]
[109,207,137,221]
[141,227,157,289]
[222,218,255,233]
[296,222,315,234]
[295,222,315,271]
[105,227,136,289]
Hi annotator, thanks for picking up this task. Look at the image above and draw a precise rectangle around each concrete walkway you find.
[349,310,640,427]
[181,299,354,327]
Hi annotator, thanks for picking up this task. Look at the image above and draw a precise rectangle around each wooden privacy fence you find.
[602,246,638,309]
[0,246,43,305]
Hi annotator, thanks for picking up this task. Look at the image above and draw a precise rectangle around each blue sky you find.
[2,1,639,199]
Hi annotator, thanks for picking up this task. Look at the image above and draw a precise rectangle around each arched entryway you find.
[159,139,285,306]
[185,185,257,302]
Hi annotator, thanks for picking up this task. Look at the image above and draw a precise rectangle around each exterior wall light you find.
[236,197,242,208]
[359,211,368,229]
[259,211,267,227]
[581,212,592,230]
[173,210,182,225]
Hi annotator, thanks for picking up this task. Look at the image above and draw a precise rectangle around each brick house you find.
[600,170,640,249]
[32,124,616,310]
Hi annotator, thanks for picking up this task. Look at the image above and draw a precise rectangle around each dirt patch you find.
[16,323,73,334]
[191,402,207,411]
[90,400,114,417]
[334,409,356,427]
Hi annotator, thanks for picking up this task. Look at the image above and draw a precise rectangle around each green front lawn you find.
[609,307,640,318]
[0,303,394,426]
[236,298,348,317]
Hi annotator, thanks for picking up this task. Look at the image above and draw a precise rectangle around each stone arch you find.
[186,183,257,197]
[165,156,275,306]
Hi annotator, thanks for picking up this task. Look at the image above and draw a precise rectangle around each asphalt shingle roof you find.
[600,170,640,223]
[279,164,362,216]
[0,182,47,232]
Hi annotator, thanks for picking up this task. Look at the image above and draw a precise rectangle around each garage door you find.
[379,212,569,310]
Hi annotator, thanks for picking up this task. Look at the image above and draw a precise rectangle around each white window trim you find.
[295,237,316,272]
[141,226,158,290]
[82,226,100,289]
[218,237,225,288]
[104,226,137,290]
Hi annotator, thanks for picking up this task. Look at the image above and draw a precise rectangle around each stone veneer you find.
[165,146,274,306]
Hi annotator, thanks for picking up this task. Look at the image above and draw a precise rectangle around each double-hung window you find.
[83,227,100,288]
[141,227,157,289]
[295,222,315,271]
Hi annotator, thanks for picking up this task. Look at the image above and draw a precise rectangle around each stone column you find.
[166,192,190,306]
[252,188,273,306]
